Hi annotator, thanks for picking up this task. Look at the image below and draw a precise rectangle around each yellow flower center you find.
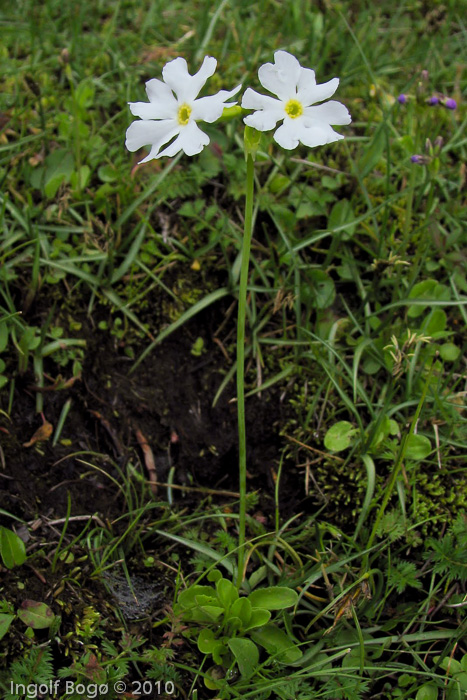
[284,99,303,119]
[177,103,192,126]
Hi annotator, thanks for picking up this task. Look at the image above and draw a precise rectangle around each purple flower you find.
[444,97,457,110]
[411,154,429,165]
[427,96,439,105]
[397,94,407,104]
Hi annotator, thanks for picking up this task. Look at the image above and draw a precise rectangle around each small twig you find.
[89,409,124,456]
[134,426,158,494]
[34,514,107,529]
[284,433,345,463]
[433,421,442,469]
[27,565,47,584]
[290,157,351,176]
[212,336,231,363]
[147,480,240,498]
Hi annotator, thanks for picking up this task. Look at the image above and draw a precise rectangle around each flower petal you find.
[243,109,284,132]
[297,66,316,92]
[298,77,339,106]
[129,98,177,120]
[273,116,345,150]
[258,50,301,100]
[304,100,352,126]
[158,121,210,158]
[192,84,242,123]
[162,55,217,103]
[125,119,180,161]
[241,87,282,111]
[241,88,285,130]
[145,78,175,105]
[299,124,344,148]
[272,120,302,150]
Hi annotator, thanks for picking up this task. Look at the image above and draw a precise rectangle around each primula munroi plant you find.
[237,51,351,585]
[125,51,351,589]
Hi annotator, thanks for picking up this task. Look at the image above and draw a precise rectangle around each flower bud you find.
[60,48,70,64]
[397,94,408,104]
[444,97,457,110]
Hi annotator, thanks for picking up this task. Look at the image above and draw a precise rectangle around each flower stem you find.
[236,153,255,588]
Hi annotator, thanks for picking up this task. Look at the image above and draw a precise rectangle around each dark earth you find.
[0,287,313,694]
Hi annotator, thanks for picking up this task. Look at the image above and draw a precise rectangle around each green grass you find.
[0,0,466,698]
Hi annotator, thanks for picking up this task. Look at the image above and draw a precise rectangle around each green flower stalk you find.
[236,127,260,587]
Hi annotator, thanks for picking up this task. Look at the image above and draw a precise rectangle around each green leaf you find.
[407,280,450,319]
[369,416,391,451]
[454,672,467,693]
[0,614,15,641]
[207,569,222,583]
[176,585,215,610]
[328,199,357,239]
[216,577,238,608]
[422,308,447,336]
[245,608,271,630]
[405,434,432,461]
[446,679,463,700]
[248,565,268,589]
[212,641,228,665]
[324,421,358,452]
[251,623,303,663]
[435,656,462,675]
[0,526,27,569]
[70,165,91,190]
[0,322,8,353]
[17,600,55,629]
[19,326,40,353]
[304,269,336,310]
[179,199,204,218]
[439,343,461,362]
[228,638,259,679]
[226,616,242,632]
[248,586,298,611]
[74,79,95,111]
[41,149,75,198]
[198,605,224,621]
[359,124,386,178]
[230,597,252,626]
[97,164,118,182]
[461,654,467,672]
[455,673,467,692]
[415,683,438,700]
[198,628,217,654]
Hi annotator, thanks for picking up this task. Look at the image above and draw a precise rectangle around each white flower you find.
[126,56,241,161]
[241,50,351,150]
